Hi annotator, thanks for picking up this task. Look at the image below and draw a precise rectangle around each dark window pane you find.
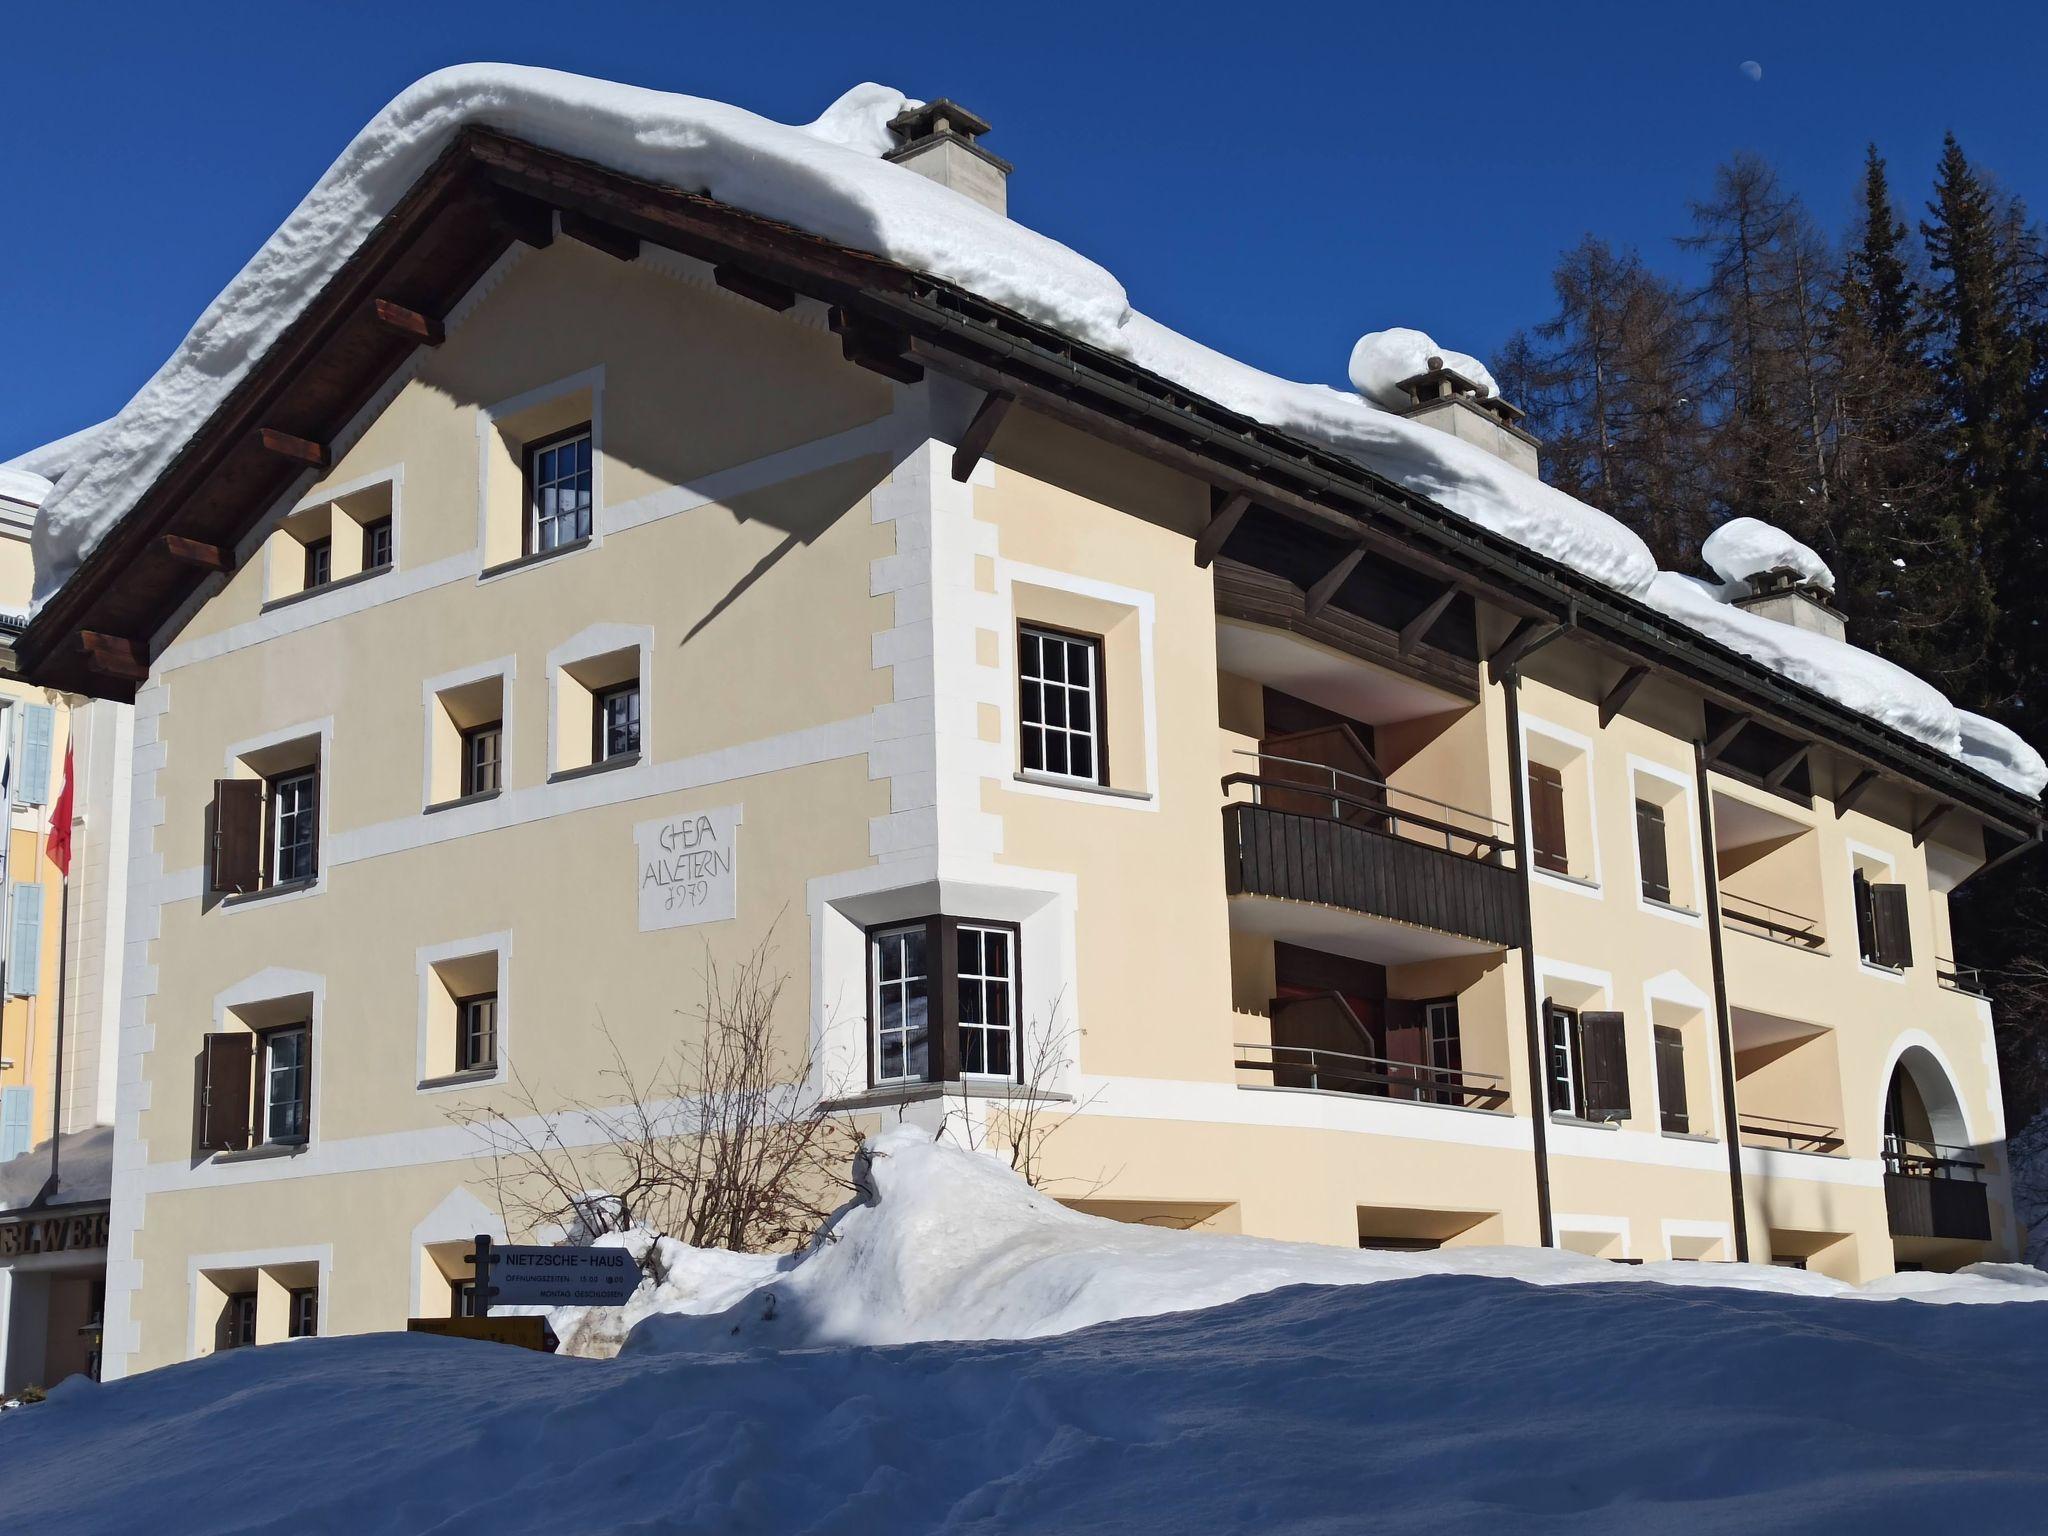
[987,979,1009,1030]
[957,926,980,974]
[1021,728,1043,772]
[1020,680,1042,724]
[878,1033,903,1080]
[1044,733,1068,777]
[960,980,982,1025]
[1043,641,1065,683]
[985,933,1009,978]
[904,929,925,973]
[1045,687,1066,728]
[1071,738,1093,781]
[987,1031,1011,1078]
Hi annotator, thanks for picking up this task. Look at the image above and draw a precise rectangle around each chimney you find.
[1730,570,1847,643]
[886,99,1012,215]
[1393,356,1541,476]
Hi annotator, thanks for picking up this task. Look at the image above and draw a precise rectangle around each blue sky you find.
[4,0,2044,460]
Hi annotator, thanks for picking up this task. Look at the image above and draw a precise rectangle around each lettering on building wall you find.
[635,803,742,931]
[0,1208,111,1260]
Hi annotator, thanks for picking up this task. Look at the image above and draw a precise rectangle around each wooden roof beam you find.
[158,534,233,573]
[1913,802,1958,847]
[829,308,924,384]
[713,264,796,312]
[79,632,148,683]
[1764,741,1813,789]
[1487,616,1565,683]
[951,390,1015,482]
[1834,767,1881,818]
[1398,581,1461,656]
[1598,664,1651,728]
[560,209,641,263]
[1304,546,1367,619]
[1194,491,1251,569]
[1703,713,1751,763]
[254,428,329,469]
[370,299,445,347]
[492,193,555,250]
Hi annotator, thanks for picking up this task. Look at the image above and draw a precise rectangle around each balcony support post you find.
[1499,667,1555,1249]
[1693,737,1752,1262]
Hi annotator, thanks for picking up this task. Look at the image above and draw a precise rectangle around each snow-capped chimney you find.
[1393,356,1541,476]
[1730,571,1847,643]
[886,99,1011,215]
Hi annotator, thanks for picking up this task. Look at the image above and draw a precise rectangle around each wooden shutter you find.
[1383,999,1427,1101]
[1853,869,1877,963]
[6,884,42,997]
[1528,764,1568,873]
[1871,883,1914,969]
[0,1086,32,1162]
[1578,1011,1631,1122]
[210,779,263,895]
[17,703,53,807]
[1653,1025,1688,1134]
[1635,798,1671,903]
[198,1032,256,1152]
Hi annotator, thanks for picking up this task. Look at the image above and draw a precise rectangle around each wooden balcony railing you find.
[1235,1041,1509,1111]
[1221,757,1525,948]
[1883,1137,1991,1241]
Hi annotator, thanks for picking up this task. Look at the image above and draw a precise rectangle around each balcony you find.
[1738,1112,1843,1155]
[1883,1137,1992,1242]
[1236,1039,1509,1111]
[1222,754,1525,958]
[1720,892,1824,951]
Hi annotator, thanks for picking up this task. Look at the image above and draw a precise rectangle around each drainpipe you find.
[1693,741,1752,1261]
[1500,670,1554,1247]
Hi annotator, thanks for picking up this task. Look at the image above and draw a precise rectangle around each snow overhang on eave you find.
[16,127,2042,844]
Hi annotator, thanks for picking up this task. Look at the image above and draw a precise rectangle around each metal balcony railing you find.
[1235,1041,1509,1111]
[1738,1112,1844,1154]
[1936,958,1989,997]
[1882,1135,1992,1241]
[1719,891,1824,950]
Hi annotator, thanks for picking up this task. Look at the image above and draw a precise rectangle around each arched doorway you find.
[1881,1046,1990,1268]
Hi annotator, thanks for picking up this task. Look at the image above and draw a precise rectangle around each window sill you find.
[418,1068,500,1092]
[425,788,502,816]
[260,564,393,613]
[213,1139,308,1165]
[1661,1130,1719,1144]
[1641,896,1701,919]
[1011,771,1153,802]
[221,878,319,909]
[820,1081,1072,1113]
[1550,1113,1624,1131]
[479,537,591,582]
[547,752,640,785]
[1534,868,1601,893]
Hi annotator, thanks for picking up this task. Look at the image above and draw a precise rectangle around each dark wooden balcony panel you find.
[1224,802,1526,949]
[1884,1173,1991,1242]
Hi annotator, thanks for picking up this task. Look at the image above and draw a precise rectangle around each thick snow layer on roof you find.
[623,1128,2042,1358]
[1347,325,1500,408]
[1702,515,1836,594]
[1646,571,1961,755]
[24,65,2040,798]
[1957,710,2048,797]
[0,1125,114,1211]
[0,465,51,509]
[3,417,111,483]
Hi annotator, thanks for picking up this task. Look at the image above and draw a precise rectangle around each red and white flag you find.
[48,742,74,878]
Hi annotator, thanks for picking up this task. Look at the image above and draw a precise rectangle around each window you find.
[956,925,1015,1078]
[462,723,502,798]
[1425,1000,1462,1106]
[871,925,930,1084]
[1635,798,1671,904]
[269,769,318,887]
[1546,1003,1630,1123]
[594,682,640,763]
[1018,626,1104,784]
[1654,1025,1688,1133]
[288,1287,319,1340]
[225,1292,258,1349]
[303,537,333,590]
[1853,867,1913,968]
[457,993,498,1074]
[1528,763,1568,874]
[526,426,593,554]
[362,516,394,571]
[263,1026,310,1144]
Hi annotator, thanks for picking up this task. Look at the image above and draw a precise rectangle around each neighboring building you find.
[10,77,2042,1382]
[0,433,129,1392]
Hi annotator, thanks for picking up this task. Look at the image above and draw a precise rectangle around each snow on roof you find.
[1347,326,1500,408]
[0,1124,114,1211]
[22,65,2041,798]
[1958,710,2048,798]
[1702,516,1836,595]
[0,465,52,510]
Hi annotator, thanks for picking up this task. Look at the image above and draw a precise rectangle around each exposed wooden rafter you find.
[254,428,329,468]
[78,632,148,683]
[1398,581,1461,656]
[1598,665,1650,728]
[713,264,796,312]
[1194,492,1251,569]
[1913,802,1957,847]
[951,390,1015,482]
[1304,546,1366,619]
[1834,767,1881,818]
[158,534,233,573]
[493,193,555,250]
[559,209,640,262]
[1487,616,1564,683]
[1703,714,1751,762]
[369,299,444,347]
[1763,741,1813,789]
[827,307,923,384]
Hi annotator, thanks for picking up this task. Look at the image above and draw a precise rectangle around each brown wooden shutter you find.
[1853,869,1877,962]
[210,779,263,895]
[1653,1025,1688,1134]
[1383,999,1426,1100]
[1871,883,1913,969]
[1578,1011,1631,1122]
[198,1033,256,1151]
[1635,798,1671,903]
[1528,764,1568,873]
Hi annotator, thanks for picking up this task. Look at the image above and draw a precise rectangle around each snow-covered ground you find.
[6,1131,2044,1533]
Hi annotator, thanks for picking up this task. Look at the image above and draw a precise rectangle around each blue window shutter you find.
[18,704,53,807]
[0,1087,30,1163]
[8,884,43,996]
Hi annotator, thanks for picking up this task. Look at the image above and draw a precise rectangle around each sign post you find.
[413,1235,639,1353]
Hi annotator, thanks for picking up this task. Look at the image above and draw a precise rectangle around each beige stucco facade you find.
[94,233,2027,1380]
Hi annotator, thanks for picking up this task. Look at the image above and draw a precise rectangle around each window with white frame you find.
[956,924,1016,1078]
[871,924,930,1084]
[269,769,318,887]
[262,1025,310,1144]
[869,918,1023,1087]
[526,426,593,554]
[1019,626,1104,784]
[457,993,498,1074]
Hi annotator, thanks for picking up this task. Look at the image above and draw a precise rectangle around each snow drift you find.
[621,1128,2045,1357]
[19,65,2043,796]
[1701,515,1836,594]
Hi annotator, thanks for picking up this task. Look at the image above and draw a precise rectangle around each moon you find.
[1740,60,1764,82]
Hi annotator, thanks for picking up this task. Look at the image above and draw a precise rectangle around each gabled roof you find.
[14,91,2043,843]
